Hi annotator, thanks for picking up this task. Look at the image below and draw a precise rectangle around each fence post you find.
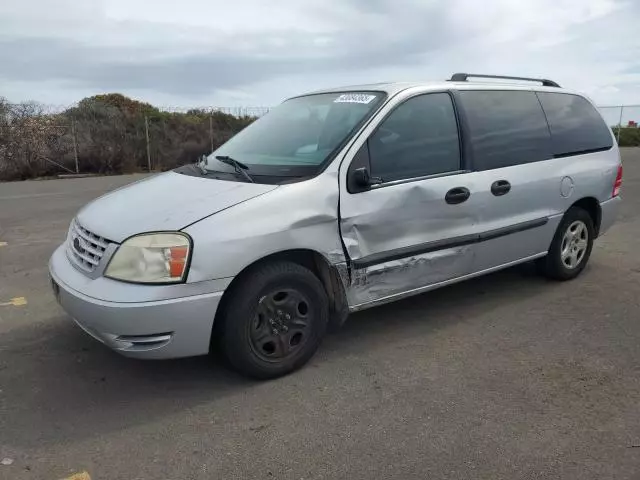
[617,106,624,143]
[71,119,79,173]
[209,112,214,152]
[145,115,152,171]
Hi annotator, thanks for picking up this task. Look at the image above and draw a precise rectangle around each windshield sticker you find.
[334,94,377,104]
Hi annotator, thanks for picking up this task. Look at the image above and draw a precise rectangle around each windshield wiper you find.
[195,155,209,175]
[215,155,254,183]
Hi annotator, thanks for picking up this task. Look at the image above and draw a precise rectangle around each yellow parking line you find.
[0,297,27,307]
[0,242,7,247]
[61,472,91,480]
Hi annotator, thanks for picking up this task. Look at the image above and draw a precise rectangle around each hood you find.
[76,172,278,242]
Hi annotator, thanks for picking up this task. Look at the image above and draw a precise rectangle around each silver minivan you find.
[50,73,623,378]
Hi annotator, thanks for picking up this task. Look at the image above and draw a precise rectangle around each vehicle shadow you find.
[326,262,551,352]
[0,262,553,450]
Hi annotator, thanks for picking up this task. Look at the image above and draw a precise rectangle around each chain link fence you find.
[1,99,639,182]
[0,99,270,181]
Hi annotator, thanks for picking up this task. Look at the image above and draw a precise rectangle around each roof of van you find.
[304,80,579,97]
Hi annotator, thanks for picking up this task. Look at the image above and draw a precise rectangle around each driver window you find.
[368,93,461,182]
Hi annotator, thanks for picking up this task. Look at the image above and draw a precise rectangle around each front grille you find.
[67,219,111,274]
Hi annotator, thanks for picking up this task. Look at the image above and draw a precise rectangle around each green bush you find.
[612,127,640,147]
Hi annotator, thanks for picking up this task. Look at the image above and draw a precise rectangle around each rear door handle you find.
[491,180,511,196]
[445,187,471,205]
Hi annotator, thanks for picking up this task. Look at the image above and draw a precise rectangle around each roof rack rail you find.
[449,73,561,88]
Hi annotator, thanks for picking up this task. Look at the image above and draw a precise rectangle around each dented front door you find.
[337,90,479,309]
[340,173,479,308]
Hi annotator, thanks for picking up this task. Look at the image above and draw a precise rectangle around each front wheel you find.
[536,207,595,281]
[217,261,329,379]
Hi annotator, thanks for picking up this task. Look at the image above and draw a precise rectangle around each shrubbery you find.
[612,127,640,147]
[0,94,257,181]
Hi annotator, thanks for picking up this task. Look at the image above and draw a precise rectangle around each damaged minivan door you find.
[339,92,479,307]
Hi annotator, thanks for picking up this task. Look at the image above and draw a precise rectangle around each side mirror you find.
[353,167,382,188]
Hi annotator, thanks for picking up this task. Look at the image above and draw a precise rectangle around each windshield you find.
[206,92,385,176]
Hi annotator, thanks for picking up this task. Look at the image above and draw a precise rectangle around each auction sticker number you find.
[334,93,377,104]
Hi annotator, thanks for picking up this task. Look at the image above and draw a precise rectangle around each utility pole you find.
[71,119,79,173]
[209,113,214,152]
[145,115,151,171]
[617,106,625,144]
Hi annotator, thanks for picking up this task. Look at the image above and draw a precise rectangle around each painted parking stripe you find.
[3,239,58,246]
[61,472,91,480]
[0,297,27,307]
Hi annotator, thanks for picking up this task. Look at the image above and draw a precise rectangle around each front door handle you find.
[445,187,471,205]
[491,180,511,196]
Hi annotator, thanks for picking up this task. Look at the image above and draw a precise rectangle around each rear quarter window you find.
[457,90,552,171]
[536,92,613,157]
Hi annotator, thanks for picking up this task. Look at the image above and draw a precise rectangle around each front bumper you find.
[49,245,224,359]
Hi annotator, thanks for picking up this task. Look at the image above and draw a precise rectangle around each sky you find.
[1,0,640,117]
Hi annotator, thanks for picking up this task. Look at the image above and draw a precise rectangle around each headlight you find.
[105,233,191,284]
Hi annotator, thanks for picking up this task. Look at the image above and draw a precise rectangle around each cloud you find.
[0,0,639,107]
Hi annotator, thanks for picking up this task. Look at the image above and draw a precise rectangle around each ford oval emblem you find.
[73,236,85,254]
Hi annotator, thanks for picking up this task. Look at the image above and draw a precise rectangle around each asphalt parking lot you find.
[1,151,640,480]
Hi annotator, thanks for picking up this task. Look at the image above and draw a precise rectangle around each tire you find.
[536,207,595,281]
[217,261,329,379]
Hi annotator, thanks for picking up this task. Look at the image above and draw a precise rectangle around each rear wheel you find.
[537,207,594,281]
[218,261,329,379]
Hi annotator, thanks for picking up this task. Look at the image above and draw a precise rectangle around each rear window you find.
[536,92,613,157]
[458,90,552,171]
